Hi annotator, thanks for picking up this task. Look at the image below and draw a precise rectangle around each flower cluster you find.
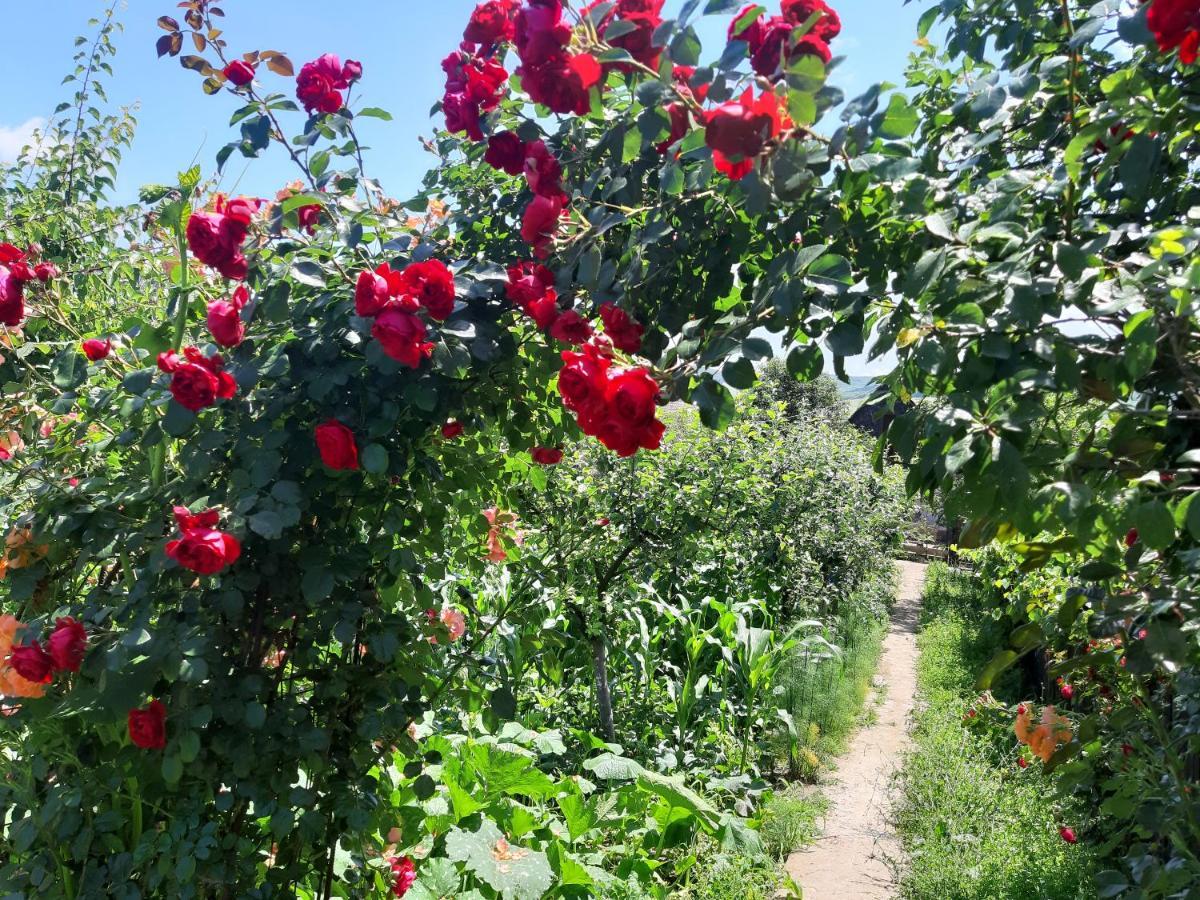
[186,195,257,280]
[1146,0,1200,66]
[483,507,525,562]
[559,340,665,457]
[2,616,87,698]
[164,506,242,575]
[485,135,571,256]
[442,49,509,142]
[1014,703,1073,764]
[730,0,840,77]
[658,65,709,154]
[355,259,456,367]
[0,243,57,328]
[583,0,666,72]
[207,284,250,347]
[514,0,602,115]
[296,53,362,115]
[158,347,238,412]
[504,261,591,341]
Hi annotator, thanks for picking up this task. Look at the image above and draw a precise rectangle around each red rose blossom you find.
[165,505,242,575]
[356,266,394,317]
[399,259,456,321]
[442,51,509,141]
[526,291,561,329]
[47,617,87,673]
[464,0,517,46]
[1147,0,1200,65]
[373,309,434,368]
[8,641,54,684]
[296,54,356,114]
[599,303,644,353]
[1125,528,1139,547]
[728,4,768,46]
[159,347,237,412]
[128,700,167,750]
[523,140,564,198]
[223,59,256,86]
[515,0,573,67]
[441,421,465,440]
[82,338,112,361]
[506,261,555,306]
[597,366,665,457]
[390,856,417,897]
[532,446,564,465]
[315,420,360,471]
[559,342,612,420]
[485,132,527,175]
[186,202,252,280]
[207,284,249,348]
[549,309,594,344]
[781,0,842,41]
[518,52,602,116]
[521,193,567,256]
[705,88,791,180]
[33,262,59,281]
[1059,826,1078,844]
[0,268,26,327]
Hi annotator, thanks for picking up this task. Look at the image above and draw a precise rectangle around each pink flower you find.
[390,856,417,897]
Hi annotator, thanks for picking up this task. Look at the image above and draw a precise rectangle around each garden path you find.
[784,560,926,899]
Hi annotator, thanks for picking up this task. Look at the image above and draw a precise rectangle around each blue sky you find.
[1,1,924,374]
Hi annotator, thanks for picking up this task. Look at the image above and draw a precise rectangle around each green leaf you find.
[162,401,197,437]
[722,357,757,390]
[1133,500,1175,549]
[975,649,1019,690]
[445,820,553,900]
[638,771,720,830]
[248,510,284,540]
[357,106,393,121]
[877,94,918,139]
[407,857,462,900]
[827,320,864,357]
[302,567,335,602]
[692,378,736,430]
[786,344,823,381]
[244,702,267,729]
[52,348,86,390]
[290,260,326,287]
[162,754,183,785]
[1174,492,1200,539]
[361,443,389,474]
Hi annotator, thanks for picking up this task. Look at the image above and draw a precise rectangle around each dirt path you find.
[784,560,926,899]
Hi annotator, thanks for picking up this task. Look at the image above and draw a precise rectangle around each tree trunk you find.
[591,632,615,742]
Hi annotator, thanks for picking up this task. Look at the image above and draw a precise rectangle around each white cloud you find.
[0,117,47,164]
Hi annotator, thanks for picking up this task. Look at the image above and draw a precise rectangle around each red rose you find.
[506,261,555,306]
[1060,684,1074,700]
[162,347,237,412]
[657,102,692,154]
[315,420,359,470]
[751,18,831,77]
[516,0,573,67]
[728,4,768,46]
[705,88,790,180]
[485,132,527,175]
[1059,826,1077,844]
[373,309,434,368]
[465,0,517,46]
[400,259,456,321]
[1125,528,1139,547]
[781,0,841,41]
[81,338,112,361]
[128,700,167,750]
[525,291,561,329]
[1017,756,1029,769]
[595,366,665,456]
[442,52,508,141]
[223,59,256,86]
[523,140,564,198]
[390,856,417,898]
[521,194,567,256]
[1147,0,1200,65]
[342,59,363,82]
[532,446,564,465]
[356,267,392,317]
[0,267,26,327]
[33,262,59,281]
[165,505,242,575]
[559,343,612,420]
[186,208,250,280]
[550,309,594,344]
[9,641,54,684]
[297,54,351,114]
[296,204,322,235]
[585,0,665,70]
[599,303,644,353]
[47,617,87,673]
[441,421,465,439]
[207,285,249,348]
[519,52,602,116]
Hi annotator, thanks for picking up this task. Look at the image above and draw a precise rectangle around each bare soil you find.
[784,561,926,899]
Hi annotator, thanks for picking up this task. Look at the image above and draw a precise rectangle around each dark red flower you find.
[532,446,564,465]
[296,203,322,235]
[506,261,555,306]
[186,206,251,280]
[441,421,465,440]
[315,420,359,471]
[596,366,664,457]
[1125,528,1139,547]
[128,700,167,750]
[465,0,517,46]
[584,0,666,70]
[166,505,242,575]
[515,0,573,67]
[728,4,768,46]
[599,303,644,353]
[81,338,112,361]
[207,284,249,348]
[559,342,612,421]
[521,194,567,256]
[657,102,692,154]
[343,59,363,82]
[399,259,456,321]
[781,0,842,41]
[47,617,87,673]
[373,309,434,368]
[356,267,392,317]
[390,856,417,898]
[1059,826,1078,844]
[751,17,830,77]
[442,52,508,141]
[523,139,564,198]
[33,262,59,281]
[223,59,256,86]
[519,52,602,116]
[1147,0,1200,65]
[1060,683,1074,700]
[160,347,237,412]
[550,309,594,344]
[705,88,791,180]
[0,267,25,327]
[8,641,53,684]
[526,291,561,329]
[297,54,353,114]
[1017,756,1029,769]
[485,132,527,175]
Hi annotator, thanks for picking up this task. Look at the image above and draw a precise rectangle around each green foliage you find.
[895,564,1097,900]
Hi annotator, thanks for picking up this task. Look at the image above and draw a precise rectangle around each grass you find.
[893,563,1097,900]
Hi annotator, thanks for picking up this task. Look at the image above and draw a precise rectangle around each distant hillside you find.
[836,376,878,402]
